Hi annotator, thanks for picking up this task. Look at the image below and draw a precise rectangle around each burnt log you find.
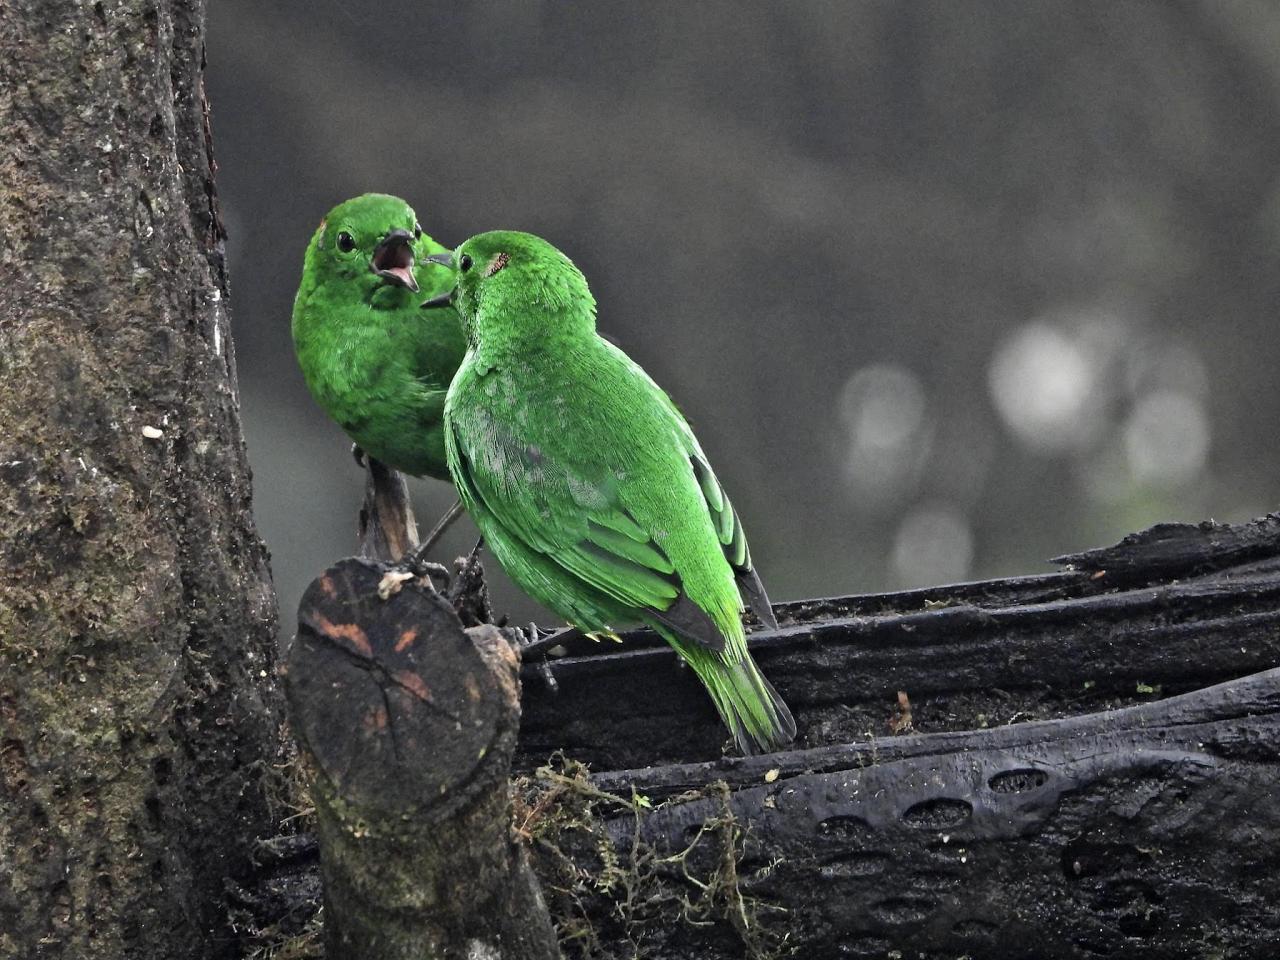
[541,666,1280,959]
[517,515,1280,772]
[505,515,1280,958]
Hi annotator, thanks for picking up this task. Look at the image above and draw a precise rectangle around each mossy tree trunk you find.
[0,2,284,959]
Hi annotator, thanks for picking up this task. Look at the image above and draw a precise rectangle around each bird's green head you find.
[421,231,596,345]
[303,193,429,308]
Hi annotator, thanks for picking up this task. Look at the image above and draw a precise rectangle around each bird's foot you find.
[537,652,559,694]
[517,623,585,659]
[445,536,485,607]
[511,623,583,694]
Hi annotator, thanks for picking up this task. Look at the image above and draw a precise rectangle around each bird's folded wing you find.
[448,407,732,649]
[665,402,778,631]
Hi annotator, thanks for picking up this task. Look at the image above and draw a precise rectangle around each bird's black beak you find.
[420,289,455,310]
[419,252,456,308]
[370,228,419,293]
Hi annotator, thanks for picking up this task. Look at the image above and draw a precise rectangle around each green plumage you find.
[292,193,466,479]
[439,231,795,755]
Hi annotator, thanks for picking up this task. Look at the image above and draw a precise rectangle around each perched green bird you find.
[292,193,467,480]
[425,231,795,755]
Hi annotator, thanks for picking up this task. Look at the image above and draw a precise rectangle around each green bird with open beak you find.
[292,193,466,481]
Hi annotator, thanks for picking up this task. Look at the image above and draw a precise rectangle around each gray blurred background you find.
[207,0,1280,634]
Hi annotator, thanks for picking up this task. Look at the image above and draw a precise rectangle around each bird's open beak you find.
[370,228,419,292]
[420,289,455,309]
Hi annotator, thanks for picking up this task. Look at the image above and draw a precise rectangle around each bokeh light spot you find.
[988,322,1099,453]
[1123,390,1209,487]
[838,363,930,504]
[891,503,974,588]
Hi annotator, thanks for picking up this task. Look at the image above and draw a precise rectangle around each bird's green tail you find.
[669,637,796,756]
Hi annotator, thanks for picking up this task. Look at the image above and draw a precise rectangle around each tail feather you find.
[681,643,795,756]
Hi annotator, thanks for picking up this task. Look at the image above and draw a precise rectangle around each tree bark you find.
[0,3,283,959]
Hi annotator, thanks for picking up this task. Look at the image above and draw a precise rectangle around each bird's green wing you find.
[447,398,732,652]
[660,397,779,631]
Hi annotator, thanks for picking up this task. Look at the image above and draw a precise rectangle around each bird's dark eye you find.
[336,231,356,253]
[413,223,423,240]
[459,253,473,272]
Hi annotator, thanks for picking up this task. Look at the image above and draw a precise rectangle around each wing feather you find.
[448,399,725,649]
[683,441,778,630]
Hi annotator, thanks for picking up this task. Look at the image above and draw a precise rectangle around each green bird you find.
[424,231,795,755]
[292,193,467,481]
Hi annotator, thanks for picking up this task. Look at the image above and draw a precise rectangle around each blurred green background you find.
[207,1,1280,633]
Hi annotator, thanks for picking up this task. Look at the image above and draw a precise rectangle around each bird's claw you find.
[405,557,451,584]
[538,657,559,694]
[515,623,561,694]
[446,555,477,606]
[515,624,583,659]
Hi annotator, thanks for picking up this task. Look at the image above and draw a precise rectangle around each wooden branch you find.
[1052,514,1280,580]
[357,457,419,561]
[286,558,560,960]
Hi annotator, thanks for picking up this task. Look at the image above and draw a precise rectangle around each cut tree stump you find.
[282,460,560,960]
[286,559,561,960]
